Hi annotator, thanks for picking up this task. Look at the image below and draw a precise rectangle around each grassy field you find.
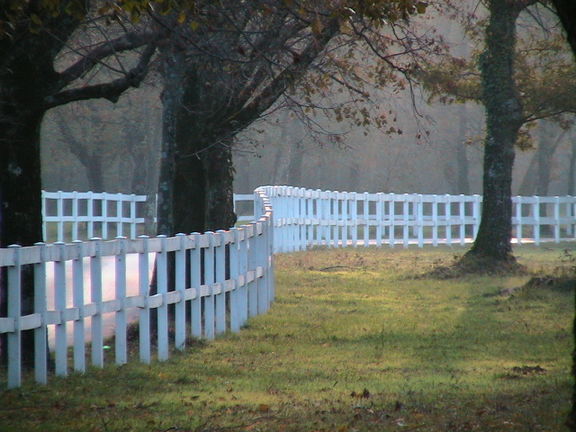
[0,244,573,431]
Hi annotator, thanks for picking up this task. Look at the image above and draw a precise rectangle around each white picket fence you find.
[2,186,575,389]
[42,190,255,242]
[42,191,148,242]
[1,188,273,389]
[263,186,576,252]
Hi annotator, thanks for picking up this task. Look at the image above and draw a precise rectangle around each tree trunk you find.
[201,141,237,231]
[549,2,576,430]
[464,0,523,264]
[455,106,471,195]
[0,96,45,367]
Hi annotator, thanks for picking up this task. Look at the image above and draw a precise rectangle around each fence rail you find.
[2,186,575,390]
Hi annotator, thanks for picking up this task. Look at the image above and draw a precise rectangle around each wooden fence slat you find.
[190,233,202,339]
[7,245,22,389]
[90,238,104,367]
[115,236,127,365]
[204,232,216,340]
[33,242,48,384]
[229,228,240,333]
[157,235,169,360]
[72,240,86,373]
[247,225,258,318]
[54,242,67,377]
[239,229,249,326]
[138,236,151,364]
[175,233,187,350]
[215,231,226,335]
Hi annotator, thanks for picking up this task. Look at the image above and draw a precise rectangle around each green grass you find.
[1,244,573,431]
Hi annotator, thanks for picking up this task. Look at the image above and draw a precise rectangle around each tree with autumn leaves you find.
[418,0,576,270]
[0,0,433,363]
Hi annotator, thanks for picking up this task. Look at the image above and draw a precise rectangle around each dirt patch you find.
[500,365,547,379]
[522,275,575,292]
[423,254,527,279]
[500,275,576,297]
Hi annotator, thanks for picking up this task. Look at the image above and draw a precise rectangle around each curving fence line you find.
[263,186,576,252]
[1,189,273,389]
[2,186,575,389]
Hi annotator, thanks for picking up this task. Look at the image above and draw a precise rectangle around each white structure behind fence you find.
[2,186,575,389]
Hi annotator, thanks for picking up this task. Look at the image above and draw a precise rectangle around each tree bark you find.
[201,142,237,232]
[465,0,524,264]
[0,86,46,367]
[455,106,471,195]
[543,2,576,430]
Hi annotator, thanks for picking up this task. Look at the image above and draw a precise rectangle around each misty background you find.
[40,10,575,203]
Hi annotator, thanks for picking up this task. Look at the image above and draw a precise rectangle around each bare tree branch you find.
[57,30,161,88]
[44,42,157,109]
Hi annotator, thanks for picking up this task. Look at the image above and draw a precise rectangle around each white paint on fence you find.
[261,186,576,253]
[2,188,274,389]
[2,186,575,389]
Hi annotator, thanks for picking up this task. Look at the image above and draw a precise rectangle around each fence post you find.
[130,195,138,239]
[175,233,187,350]
[515,196,522,244]
[325,191,332,247]
[54,242,67,376]
[267,206,275,303]
[41,191,47,242]
[204,232,216,340]
[533,196,541,245]
[458,195,465,246]
[90,237,104,367]
[445,195,452,246]
[72,240,86,373]
[247,225,259,318]
[306,190,314,248]
[190,233,202,339]
[376,193,383,247]
[257,223,268,314]
[554,196,560,243]
[138,235,151,364]
[363,192,369,247]
[33,242,48,384]
[417,195,424,248]
[72,191,79,241]
[432,195,438,246]
[116,193,123,238]
[114,237,128,365]
[473,194,481,239]
[57,191,64,242]
[215,230,227,335]
[88,191,94,239]
[7,245,22,389]
[229,228,240,333]
[238,228,249,325]
[386,194,393,247]
[332,191,339,248]
[157,235,169,360]
[403,195,409,248]
[341,192,348,248]
[102,193,109,239]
